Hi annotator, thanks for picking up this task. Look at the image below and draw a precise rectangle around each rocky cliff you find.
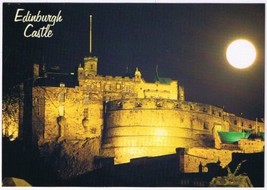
[38,138,101,179]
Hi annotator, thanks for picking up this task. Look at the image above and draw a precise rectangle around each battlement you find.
[106,98,263,134]
[107,98,225,117]
[79,74,137,82]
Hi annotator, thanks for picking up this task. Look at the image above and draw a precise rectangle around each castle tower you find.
[33,64,40,78]
[78,64,84,79]
[84,56,98,77]
[80,15,98,78]
[178,85,185,101]
[134,67,141,81]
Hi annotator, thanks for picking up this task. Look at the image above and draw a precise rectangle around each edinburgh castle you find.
[2,15,264,186]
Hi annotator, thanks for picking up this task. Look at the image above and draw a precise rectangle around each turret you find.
[134,67,141,81]
[80,15,98,78]
[78,64,84,79]
[84,56,98,77]
[33,64,40,78]
[178,85,185,101]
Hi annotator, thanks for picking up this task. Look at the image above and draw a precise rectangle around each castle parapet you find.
[107,98,226,119]
[102,98,233,164]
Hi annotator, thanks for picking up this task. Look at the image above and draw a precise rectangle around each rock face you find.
[38,138,101,179]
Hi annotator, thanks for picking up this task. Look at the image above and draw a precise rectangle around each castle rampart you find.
[101,98,228,164]
[101,98,263,164]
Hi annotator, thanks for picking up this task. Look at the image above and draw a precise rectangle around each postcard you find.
[2,2,265,187]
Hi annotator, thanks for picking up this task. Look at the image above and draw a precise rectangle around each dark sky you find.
[3,3,265,120]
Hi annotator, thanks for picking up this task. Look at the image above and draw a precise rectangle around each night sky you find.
[2,3,265,120]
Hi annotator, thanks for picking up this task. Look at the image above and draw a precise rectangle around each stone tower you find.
[84,56,98,77]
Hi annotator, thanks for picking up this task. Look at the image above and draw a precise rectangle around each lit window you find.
[203,122,209,130]
[105,84,111,91]
[84,108,89,118]
[83,95,89,104]
[59,93,65,102]
[116,84,121,90]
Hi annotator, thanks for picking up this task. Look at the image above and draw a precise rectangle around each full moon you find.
[226,39,256,69]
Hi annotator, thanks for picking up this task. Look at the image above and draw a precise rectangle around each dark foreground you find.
[2,138,264,187]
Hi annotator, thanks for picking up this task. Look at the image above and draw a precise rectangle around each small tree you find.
[2,85,21,141]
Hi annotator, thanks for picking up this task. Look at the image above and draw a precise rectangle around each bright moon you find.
[226,39,256,69]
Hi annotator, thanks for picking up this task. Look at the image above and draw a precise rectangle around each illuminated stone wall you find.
[78,75,137,101]
[183,142,264,173]
[32,85,103,145]
[78,65,180,101]
[101,98,264,164]
[31,65,181,144]
[184,147,241,173]
[228,115,264,133]
[32,85,103,178]
[238,139,264,153]
[101,98,231,164]
[136,79,178,100]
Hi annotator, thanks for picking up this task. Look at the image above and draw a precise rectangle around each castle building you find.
[23,17,265,168]
[30,50,264,165]
[31,56,184,147]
